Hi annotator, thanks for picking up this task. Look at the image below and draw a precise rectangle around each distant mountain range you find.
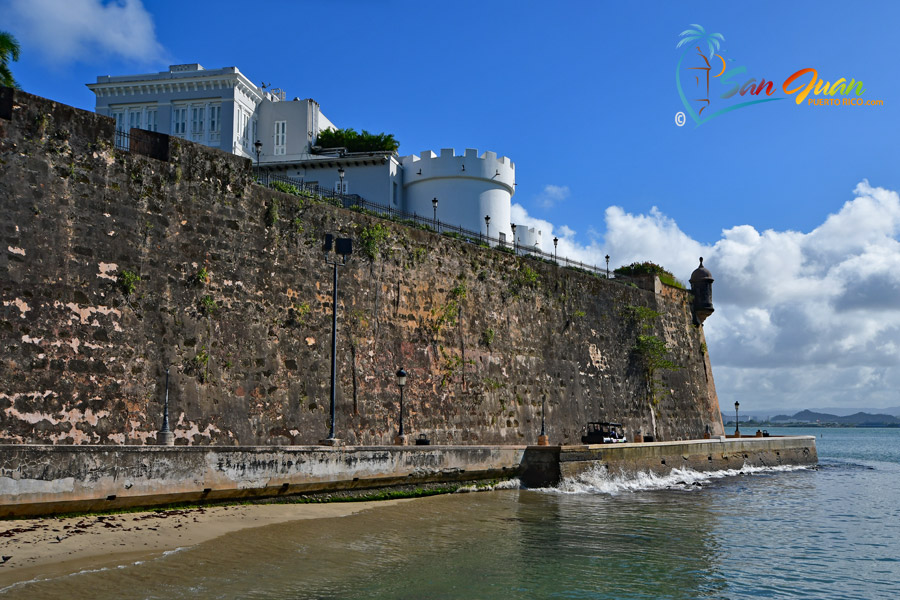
[771,410,900,426]
[723,409,900,427]
[729,406,900,418]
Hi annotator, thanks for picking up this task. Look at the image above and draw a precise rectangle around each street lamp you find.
[484,215,491,242]
[432,197,438,231]
[157,367,174,446]
[395,368,408,444]
[510,223,517,254]
[321,234,353,446]
[605,254,610,279]
[254,140,262,182]
[734,400,741,437]
[553,237,558,262]
[338,167,345,195]
[538,397,548,445]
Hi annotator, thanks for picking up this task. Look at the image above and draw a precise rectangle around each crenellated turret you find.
[400,148,515,243]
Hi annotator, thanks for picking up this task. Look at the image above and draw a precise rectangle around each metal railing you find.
[258,172,612,278]
[114,128,170,161]
[114,129,131,151]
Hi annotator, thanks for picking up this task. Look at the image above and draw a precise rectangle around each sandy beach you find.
[0,499,409,590]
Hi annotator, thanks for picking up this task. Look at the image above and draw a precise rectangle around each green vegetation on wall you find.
[625,304,681,410]
[360,223,390,260]
[615,261,685,289]
[118,269,140,296]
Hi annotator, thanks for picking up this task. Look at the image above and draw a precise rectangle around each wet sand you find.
[0,500,410,589]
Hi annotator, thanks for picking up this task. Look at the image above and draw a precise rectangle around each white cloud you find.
[7,0,165,65]
[535,184,570,209]
[519,181,900,413]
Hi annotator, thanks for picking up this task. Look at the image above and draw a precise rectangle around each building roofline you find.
[86,66,264,102]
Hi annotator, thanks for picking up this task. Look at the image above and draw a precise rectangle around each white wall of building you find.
[88,65,264,156]
[283,155,402,201]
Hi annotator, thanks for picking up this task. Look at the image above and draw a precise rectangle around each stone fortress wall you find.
[0,88,724,448]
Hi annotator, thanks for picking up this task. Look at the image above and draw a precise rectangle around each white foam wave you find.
[455,478,522,493]
[545,463,811,495]
[0,564,116,593]
[0,546,193,593]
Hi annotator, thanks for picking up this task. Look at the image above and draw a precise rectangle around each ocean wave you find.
[455,478,522,493]
[543,463,811,495]
[0,547,192,594]
[0,565,115,594]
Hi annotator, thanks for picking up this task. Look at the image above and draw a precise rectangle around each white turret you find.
[401,148,515,243]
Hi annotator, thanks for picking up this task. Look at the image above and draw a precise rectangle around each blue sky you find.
[5,0,900,413]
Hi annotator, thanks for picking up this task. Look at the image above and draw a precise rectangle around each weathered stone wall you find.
[0,89,724,446]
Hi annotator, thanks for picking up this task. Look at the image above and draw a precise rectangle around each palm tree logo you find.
[674,24,781,125]
[676,24,724,60]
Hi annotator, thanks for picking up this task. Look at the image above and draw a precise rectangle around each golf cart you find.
[581,422,627,444]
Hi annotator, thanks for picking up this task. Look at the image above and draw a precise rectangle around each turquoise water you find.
[4,428,899,599]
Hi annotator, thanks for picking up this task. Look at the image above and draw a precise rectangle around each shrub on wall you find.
[614,261,684,289]
[315,128,399,153]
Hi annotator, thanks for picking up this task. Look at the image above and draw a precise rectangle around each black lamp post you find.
[396,368,407,442]
[338,166,345,196]
[484,215,491,242]
[510,223,517,254]
[432,197,438,231]
[322,234,352,446]
[157,367,174,446]
[254,140,262,181]
[734,400,741,437]
[538,397,549,445]
[541,397,546,437]
[553,237,558,262]
[605,254,610,279]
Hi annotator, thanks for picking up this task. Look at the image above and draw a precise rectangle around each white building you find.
[88,64,539,247]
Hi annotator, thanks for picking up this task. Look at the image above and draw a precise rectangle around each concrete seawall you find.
[0,436,817,517]
[553,436,817,484]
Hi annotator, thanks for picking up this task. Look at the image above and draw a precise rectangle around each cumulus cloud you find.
[535,184,570,209]
[6,0,165,65]
[515,180,900,412]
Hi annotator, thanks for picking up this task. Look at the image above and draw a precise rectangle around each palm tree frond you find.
[689,24,706,33]
[0,31,20,61]
[676,37,699,48]
[679,29,701,37]
[0,65,19,89]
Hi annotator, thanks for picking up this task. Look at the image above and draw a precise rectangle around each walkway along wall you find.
[0,88,724,447]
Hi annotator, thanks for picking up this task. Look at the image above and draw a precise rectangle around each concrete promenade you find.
[0,436,817,517]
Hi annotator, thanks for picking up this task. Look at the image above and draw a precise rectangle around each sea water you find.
[4,427,899,599]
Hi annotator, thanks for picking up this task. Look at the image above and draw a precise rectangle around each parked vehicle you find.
[581,422,627,444]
